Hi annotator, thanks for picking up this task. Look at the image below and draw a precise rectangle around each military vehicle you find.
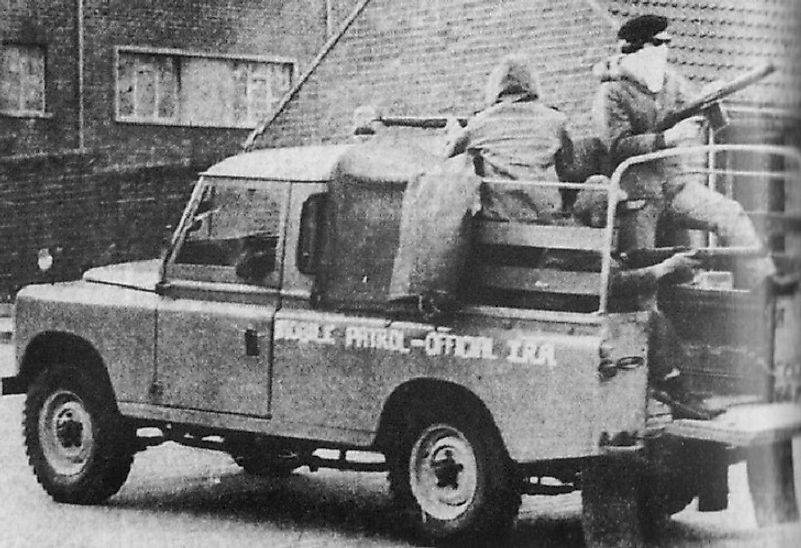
[3,139,800,546]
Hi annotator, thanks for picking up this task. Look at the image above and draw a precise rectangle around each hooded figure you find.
[444,53,577,223]
[591,14,776,287]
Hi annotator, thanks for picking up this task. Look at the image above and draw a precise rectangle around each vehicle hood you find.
[82,259,162,291]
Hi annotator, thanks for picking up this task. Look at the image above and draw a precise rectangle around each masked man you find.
[592,14,778,289]
[443,53,578,224]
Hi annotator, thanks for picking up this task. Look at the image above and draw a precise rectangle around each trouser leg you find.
[647,310,685,384]
[666,182,776,286]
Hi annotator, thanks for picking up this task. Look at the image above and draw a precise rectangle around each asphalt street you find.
[1,342,800,548]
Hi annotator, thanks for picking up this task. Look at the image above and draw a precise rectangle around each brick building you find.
[0,0,357,299]
[251,0,801,150]
[1,0,800,298]
[1,0,344,164]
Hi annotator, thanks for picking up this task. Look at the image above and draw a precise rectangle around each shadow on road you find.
[105,465,771,548]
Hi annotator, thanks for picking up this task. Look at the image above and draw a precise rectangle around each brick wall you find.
[1,0,80,154]
[2,0,329,164]
[0,150,198,300]
[256,0,619,149]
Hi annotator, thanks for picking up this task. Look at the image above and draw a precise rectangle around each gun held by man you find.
[620,246,767,269]
[656,63,776,132]
[377,115,469,129]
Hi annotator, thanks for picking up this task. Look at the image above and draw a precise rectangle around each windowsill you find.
[0,110,53,120]
[115,117,259,130]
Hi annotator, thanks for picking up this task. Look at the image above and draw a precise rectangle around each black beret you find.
[617,14,669,44]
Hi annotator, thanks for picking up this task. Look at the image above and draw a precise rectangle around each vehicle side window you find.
[174,180,285,285]
[297,193,326,275]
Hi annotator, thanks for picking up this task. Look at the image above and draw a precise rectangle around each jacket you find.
[591,56,699,198]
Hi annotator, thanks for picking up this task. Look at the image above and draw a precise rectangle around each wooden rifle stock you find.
[656,63,776,131]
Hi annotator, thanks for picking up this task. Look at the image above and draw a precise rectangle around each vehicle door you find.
[155,176,289,417]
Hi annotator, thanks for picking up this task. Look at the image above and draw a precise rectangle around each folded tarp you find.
[388,154,481,319]
[314,143,440,312]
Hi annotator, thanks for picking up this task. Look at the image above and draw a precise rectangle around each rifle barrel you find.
[657,63,776,131]
[378,116,468,129]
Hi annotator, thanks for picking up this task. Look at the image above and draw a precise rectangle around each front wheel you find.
[388,410,520,545]
[23,364,135,504]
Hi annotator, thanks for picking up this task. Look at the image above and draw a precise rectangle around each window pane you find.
[135,57,157,118]
[181,57,234,126]
[176,183,284,284]
[157,56,177,119]
[117,54,135,117]
[232,62,249,125]
[0,48,19,111]
[22,51,45,111]
[1,45,45,113]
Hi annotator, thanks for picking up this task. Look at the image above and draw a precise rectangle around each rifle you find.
[620,246,765,269]
[377,115,469,129]
[656,63,776,132]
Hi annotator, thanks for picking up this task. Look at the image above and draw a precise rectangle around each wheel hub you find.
[55,410,84,449]
[410,424,478,521]
[431,448,464,489]
[39,390,95,476]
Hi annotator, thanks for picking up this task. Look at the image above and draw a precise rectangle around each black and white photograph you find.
[1,1,800,546]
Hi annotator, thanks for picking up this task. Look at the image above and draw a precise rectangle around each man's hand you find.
[663,116,705,147]
[441,116,468,158]
[655,250,701,281]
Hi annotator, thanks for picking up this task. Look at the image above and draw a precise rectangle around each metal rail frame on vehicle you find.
[482,143,800,315]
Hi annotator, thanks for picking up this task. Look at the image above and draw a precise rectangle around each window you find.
[1,44,45,116]
[173,179,288,286]
[116,48,293,128]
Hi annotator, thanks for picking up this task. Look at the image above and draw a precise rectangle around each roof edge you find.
[242,0,374,151]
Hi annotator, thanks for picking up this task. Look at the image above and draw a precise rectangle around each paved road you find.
[1,344,800,548]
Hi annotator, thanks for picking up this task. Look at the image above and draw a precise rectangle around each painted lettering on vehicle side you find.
[274,319,557,366]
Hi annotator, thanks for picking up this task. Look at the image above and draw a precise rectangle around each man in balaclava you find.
[592,14,778,290]
[443,53,578,224]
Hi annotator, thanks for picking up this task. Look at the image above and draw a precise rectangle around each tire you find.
[637,471,696,538]
[387,408,520,545]
[581,457,645,548]
[23,364,135,504]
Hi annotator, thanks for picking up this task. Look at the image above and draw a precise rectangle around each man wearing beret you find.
[592,14,777,290]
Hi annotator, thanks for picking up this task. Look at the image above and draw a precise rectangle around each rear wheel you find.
[23,364,134,504]
[637,470,696,538]
[388,409,520,545]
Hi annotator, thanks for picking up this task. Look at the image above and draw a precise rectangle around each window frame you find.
[114,46,295,129]
[0,42,49,119]
[166,176,291,288]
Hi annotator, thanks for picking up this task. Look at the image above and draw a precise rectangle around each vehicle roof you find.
[201,144,353,182]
